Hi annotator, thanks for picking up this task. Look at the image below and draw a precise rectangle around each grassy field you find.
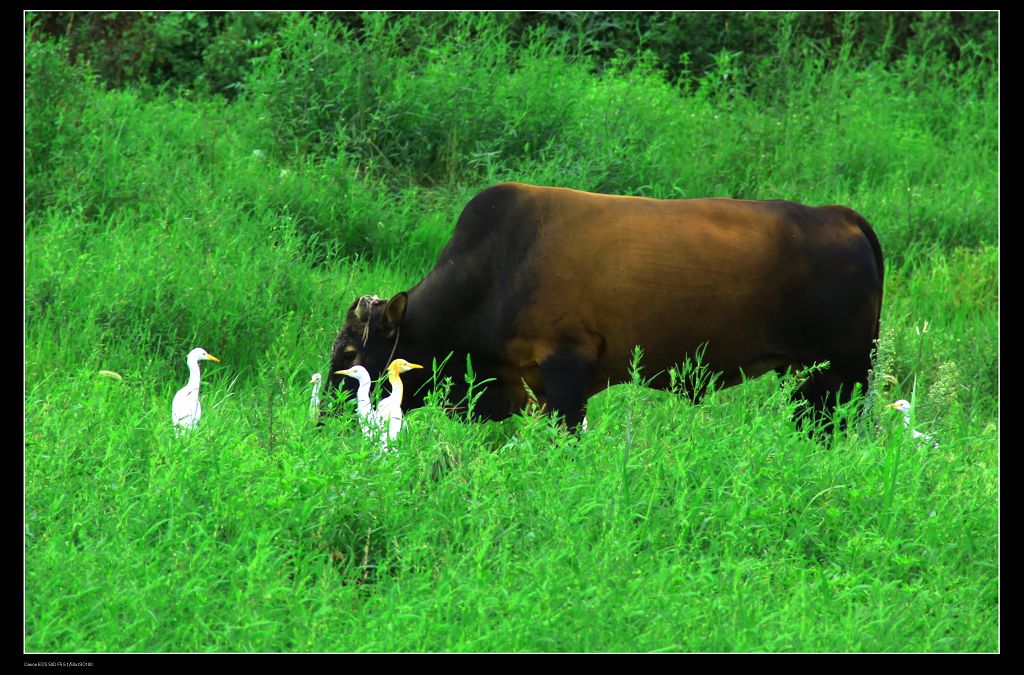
[24,12,998,652]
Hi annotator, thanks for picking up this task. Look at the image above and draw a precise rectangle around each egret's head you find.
[388,359,424,377]
[888,399,912,415]
[333,365,372,385]
[188,347,221,364]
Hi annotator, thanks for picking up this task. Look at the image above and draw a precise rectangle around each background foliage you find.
[25,11,998,652]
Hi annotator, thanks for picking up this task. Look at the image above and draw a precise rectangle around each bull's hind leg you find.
[539,351,591,432]
[793,354,871,434]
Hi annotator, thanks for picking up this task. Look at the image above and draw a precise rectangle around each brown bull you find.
[325,182,884,432]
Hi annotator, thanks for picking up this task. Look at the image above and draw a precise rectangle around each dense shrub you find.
[32,11,996,99]
[25,20,100,214]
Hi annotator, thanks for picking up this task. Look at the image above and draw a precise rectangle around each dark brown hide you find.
[326,183,884,431]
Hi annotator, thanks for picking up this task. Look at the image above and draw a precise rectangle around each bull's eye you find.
[340,345,359,365]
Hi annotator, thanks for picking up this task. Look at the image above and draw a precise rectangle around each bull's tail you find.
[848,210,885,343]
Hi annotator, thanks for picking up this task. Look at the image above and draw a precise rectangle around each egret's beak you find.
[206,354,221,363]
[334,369,353,376]
[388,361,424,375]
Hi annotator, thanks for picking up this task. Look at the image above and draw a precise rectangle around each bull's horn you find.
[354,295,373,322]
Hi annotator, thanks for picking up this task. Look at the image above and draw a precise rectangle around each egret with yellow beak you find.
[888,399,939,449]
[335,360,422,451]
[172,347,220,434]
[377,359,424,450]
[333,365,377,438]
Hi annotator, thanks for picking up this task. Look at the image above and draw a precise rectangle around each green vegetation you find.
[25,11,998,652]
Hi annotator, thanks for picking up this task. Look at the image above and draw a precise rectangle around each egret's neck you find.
[186,357,203,390]
[357,378,372,400]
[388,371,404,406]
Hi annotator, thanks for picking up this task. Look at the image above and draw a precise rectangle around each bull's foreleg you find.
[539,351,591,433]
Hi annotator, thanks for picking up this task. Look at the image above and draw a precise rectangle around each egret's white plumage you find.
[309,373,322,420]
[889,399,938,448]
[333,365,377,437]
[334,360,422,450]
[376,359,423,450]
[172,347,220,434]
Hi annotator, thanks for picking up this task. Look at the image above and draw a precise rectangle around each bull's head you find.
[323,292,413,414]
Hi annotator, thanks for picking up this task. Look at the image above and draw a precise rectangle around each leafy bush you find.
[31,11,996,99]
[24,19,99,213]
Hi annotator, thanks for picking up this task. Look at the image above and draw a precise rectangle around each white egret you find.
[377,359,424,451]
[172,347,220,434]
[888,399,939,448]
[335,359,423,450]
[309,373,322,420]
[333,365,377,437]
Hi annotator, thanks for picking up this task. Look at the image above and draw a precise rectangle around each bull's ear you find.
[384,292,408,329]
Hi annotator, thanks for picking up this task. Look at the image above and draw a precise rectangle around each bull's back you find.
[491,184,881,384]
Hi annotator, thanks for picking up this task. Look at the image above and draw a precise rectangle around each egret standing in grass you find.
[309,373,322,420]
[172,347,220,434]
[334,359,423,450]
[377,359,423,450]
[333,365,377,438]
[889,399,939,448]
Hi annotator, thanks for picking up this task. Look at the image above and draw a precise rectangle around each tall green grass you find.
[25,12,998,652]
